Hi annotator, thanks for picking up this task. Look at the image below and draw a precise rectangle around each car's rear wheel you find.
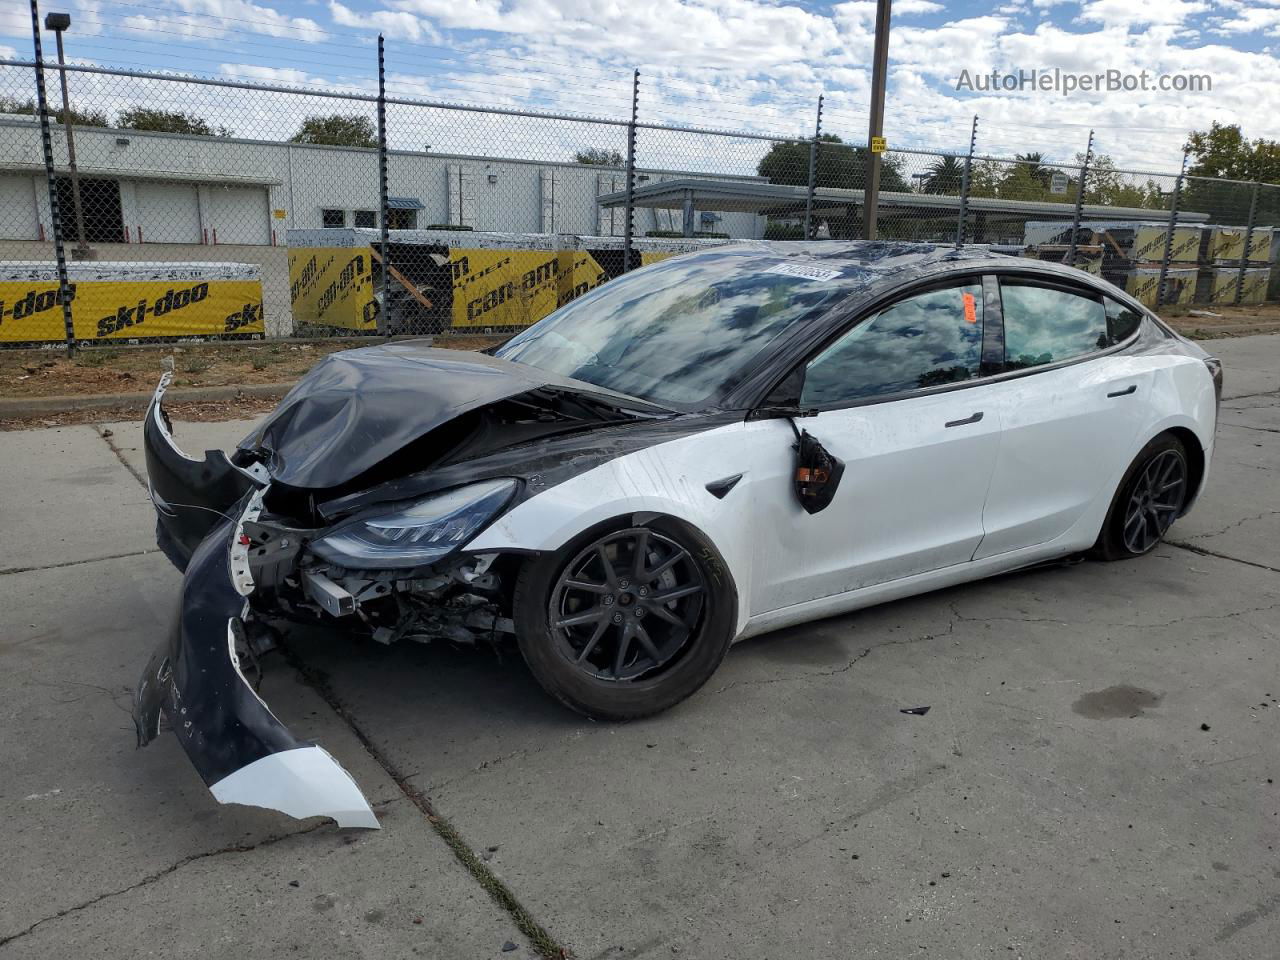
[512,518,736,720]
[1094,434,1190,561]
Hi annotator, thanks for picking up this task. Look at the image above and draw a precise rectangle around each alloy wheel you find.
[1122,449,1187,554]
[549,527,706,682]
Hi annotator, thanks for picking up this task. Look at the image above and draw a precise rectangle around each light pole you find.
[44,11,91,259]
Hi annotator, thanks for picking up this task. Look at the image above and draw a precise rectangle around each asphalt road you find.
[2,334,1278,959]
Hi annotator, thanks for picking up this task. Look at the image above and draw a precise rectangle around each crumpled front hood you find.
[238,341,641,490]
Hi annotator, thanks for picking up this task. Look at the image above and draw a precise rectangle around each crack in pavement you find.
[1180,509,1280,541]
[0,548,159,578]
[711,620,957,695]
[93,424,147,489]
[1167,540,1280,575]
[949,599,1280,631]
[278,645,568,960]
[0,820,334,948]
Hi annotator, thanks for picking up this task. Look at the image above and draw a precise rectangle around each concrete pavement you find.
[2,334,1278,958]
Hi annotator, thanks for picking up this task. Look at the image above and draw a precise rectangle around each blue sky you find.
[1,0,1277,170]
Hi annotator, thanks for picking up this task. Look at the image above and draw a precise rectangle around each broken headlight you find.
[311,478,517,569]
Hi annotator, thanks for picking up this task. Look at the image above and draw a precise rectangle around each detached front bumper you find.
[134,376,378,829]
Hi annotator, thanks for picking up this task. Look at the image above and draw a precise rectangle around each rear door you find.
[751,278,1002,614]
[974,278,1150,559]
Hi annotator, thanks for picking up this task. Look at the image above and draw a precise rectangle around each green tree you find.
[756,134,909,192]
[923,156,964,195]
[289,114,378,148]
[0,95,107,127]
[1016,151,1052,189]
[117,107,230,136]
[1183,123,1280,223]
[574,147,623,165]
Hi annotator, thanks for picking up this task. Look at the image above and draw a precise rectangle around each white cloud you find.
[894,0,944,15]
[329,1,439,41]
[123,0,325,43]
[1078,0,1210,28]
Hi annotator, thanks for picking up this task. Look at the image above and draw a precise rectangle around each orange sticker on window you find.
[962,291,978,324]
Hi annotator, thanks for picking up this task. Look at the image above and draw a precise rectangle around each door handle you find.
[1107,384,1137,398]
[944,411,984,428]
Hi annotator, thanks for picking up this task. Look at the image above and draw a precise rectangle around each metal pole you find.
[864,0,892,241]
[29,0,76,357]
[1066,129,1093,270]
[954,114,977,248]
[803,94,823,240]
[1156,151,1188,310]
[49,26,89,258]
[1234,181,1260,307]
[622,69,639,272]
[375,34,390,335]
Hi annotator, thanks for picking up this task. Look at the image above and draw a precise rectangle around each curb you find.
[0,381,295,417]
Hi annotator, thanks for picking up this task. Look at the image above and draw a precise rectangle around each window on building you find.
[1000,282,1109,370]
[321,208,345,228]
[387,208,417,230]
[802,281,985,406]
[55,176,122,243]
[353,209,377,228]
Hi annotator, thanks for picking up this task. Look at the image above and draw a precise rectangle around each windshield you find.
[494,250,870,407]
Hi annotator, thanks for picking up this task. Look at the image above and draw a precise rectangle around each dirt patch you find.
[0,334,505,400]
[1163,303,1280,340]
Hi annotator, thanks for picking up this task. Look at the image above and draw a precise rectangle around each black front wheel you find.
[1095,434,1190,560]
[512,518,736,720]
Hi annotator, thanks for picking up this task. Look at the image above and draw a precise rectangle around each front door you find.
[751,279,1001,615]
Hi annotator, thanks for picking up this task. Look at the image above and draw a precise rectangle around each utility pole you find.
[864,0,892,241]
[45,10,90,259]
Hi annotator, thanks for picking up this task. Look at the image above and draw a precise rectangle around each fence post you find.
[954,114,977,247]
[622,69,639,272]
[803,94,823,240]
[1156,152,1188,310]
[1066,129,1094,270]
[28,0,76,357]
[1235,181,1260,307]
[375,34,390,335]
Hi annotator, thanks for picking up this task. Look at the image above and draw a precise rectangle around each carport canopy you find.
[596,177,1210,238]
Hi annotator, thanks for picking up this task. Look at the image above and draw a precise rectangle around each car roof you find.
[687,240,1137,304]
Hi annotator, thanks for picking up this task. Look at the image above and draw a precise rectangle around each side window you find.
[1000,282,1107,370]
[1104,297,1143,344]
[801,282,984,406]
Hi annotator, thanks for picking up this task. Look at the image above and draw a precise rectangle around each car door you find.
[750,278,1003,615]
[974,278,1152,560]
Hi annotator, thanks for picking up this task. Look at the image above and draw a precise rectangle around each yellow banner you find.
[288,247,377,331]
[0,279,265,342]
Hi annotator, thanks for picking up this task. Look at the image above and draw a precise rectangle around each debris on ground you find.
[900,706,931,716]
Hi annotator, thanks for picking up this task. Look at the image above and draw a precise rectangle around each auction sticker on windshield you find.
[764,263,843,282]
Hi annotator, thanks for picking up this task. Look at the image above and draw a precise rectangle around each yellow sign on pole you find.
[870,136,887,154]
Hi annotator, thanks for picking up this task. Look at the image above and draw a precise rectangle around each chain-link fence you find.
[2,45,1278,352]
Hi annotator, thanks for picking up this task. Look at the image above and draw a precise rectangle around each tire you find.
[512,516,737,721]
[1093,433,1191,561]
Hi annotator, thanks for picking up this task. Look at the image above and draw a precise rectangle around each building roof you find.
[596,177,1211,223]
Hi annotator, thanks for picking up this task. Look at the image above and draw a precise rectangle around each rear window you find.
[1001,282,1108,370]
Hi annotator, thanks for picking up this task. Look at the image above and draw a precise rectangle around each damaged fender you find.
[135,391,378,829]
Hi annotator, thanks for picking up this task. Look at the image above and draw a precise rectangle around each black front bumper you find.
[134,376,377,828]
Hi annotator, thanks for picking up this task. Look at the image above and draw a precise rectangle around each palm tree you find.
[923,156,964,195]
[1016,151,1052,189]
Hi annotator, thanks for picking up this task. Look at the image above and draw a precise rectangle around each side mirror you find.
[793,429,844,514]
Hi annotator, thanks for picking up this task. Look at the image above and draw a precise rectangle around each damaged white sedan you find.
[133,241,1221,828]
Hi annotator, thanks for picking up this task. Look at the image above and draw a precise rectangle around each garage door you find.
[0,175,40,240]
[136,181,201,244]
[207,185,269,245]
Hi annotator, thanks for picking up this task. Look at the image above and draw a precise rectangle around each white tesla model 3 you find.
[137,241,1221,826]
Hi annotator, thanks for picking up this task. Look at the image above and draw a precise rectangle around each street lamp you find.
[44,11,91,259]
